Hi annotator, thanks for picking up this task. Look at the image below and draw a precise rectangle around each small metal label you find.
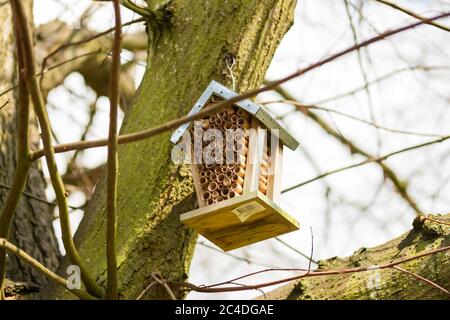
[232,201,265,222]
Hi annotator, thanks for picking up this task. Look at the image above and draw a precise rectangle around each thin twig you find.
[136,281,157,300]
[0,50,103,100]
[41,18,145,80]
[0,100,8,110]
[0,182,79,210]
[265,99,445,138]
[29,12,450,161]
[0,239,96,300]
[422,215,450,227]
[9,0,103,298]
[308,227,314,273]
[199,241,279,268]
[273,86,424,214]
[308,65,450,106]
[176,245,450,293]
[392,265,449,296]
[152,271,177,300]
[282,135,450,194]
[105,0,121,300]
[274,238,319,265]
[376,0,450,33]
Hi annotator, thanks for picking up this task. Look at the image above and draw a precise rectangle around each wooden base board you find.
[180,191,299,251]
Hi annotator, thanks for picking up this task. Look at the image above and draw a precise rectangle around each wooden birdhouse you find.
[171,81,300,251]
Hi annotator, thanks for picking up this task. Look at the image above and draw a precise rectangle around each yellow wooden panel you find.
[180,191,299,251]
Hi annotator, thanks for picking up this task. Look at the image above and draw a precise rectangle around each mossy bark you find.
[259,215,450,300]
[42,0,297,299]
[0,1,61,287]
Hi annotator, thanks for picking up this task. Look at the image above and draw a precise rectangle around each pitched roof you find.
[170,81,300,150]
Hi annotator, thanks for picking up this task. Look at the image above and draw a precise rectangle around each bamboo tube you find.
[223,177,232,187]
[260,158,269,169]
[224,170,233,178]
[227,191,236,199]
[201,191,211,201]
[211,190,219,199]
[236,153,246,165]
[231,182,243,194]
[237,109,250,119]
[214,154,223,164]
[233,166,246,177]
[205,170,212,177]
[231,115,239,123]
[220,187,230,197]
[214,118,223,127]
[224,121,233,130]
[209,114,217,123]
[205,163,214,169]
[206,198,215,206]
[217,173,225,183]
[237,117,250,129]
[199,176,208,187]
[214,166,222,174]
[260,168,268,177]
[202,119,210,130]
[199,171,206,177]
[216,196,224,202]
[223,115,230,122]
[259,175,268,184]
[218,110,226,118]
[231,173,244,185]
[234,134,248,146]
[258,181,267,194]
[225,107,235,115]
[197,164,204,171]
[208,181,218,192]
[234,142,248,155]
[210,172,217,181]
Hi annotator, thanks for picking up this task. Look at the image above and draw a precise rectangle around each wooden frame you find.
[174,81,300,251]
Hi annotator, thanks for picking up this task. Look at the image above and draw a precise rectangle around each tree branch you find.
[375,0,450,33]
[105,0,121,300]
[0,239,96,300]
[9,0,103,298]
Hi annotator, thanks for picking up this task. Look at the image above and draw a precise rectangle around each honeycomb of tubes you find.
[190,101,270,206]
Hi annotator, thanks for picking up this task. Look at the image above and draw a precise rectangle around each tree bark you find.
[0,0,60,288]
[42,0,297,299]
[258,215,450,300]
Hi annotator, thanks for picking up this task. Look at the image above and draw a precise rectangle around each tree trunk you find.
[0,1,60,288]
[259,215,450,300]
[42,0,297,299]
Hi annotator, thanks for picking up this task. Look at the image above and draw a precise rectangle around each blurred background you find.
[33,0,450,299]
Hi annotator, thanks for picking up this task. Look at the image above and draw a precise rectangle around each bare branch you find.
[105,0,121,300]
[392,266,449,296]
[282,135,450,194]
[376,0,450,33]
[0,239,96,300]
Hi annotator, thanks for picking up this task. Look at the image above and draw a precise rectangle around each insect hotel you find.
[171,81,300,251]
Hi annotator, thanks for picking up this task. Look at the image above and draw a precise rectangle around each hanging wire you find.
[225,55,236,92]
